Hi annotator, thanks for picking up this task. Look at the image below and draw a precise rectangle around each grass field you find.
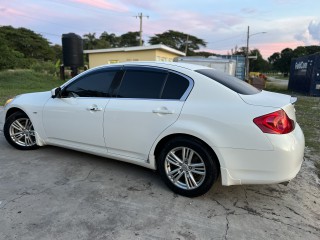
[0,69,319,177]
[0,70,65,105]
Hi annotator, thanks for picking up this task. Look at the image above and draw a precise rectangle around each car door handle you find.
[152,108,174,114]
[88,106,102,111]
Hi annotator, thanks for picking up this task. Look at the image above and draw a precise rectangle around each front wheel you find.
[157,137,218,197]
[4,112,39,150]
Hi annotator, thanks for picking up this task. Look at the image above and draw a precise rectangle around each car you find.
[0,62,305,197]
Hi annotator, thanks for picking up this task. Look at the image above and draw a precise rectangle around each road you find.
[0,133,319,240]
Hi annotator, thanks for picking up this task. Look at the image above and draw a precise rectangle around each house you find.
[83,44,185,68]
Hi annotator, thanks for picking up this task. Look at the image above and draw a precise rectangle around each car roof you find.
[123,61,211,71]
[92,61,211,72]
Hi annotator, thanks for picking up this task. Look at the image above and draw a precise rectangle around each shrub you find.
[31,61,56,75]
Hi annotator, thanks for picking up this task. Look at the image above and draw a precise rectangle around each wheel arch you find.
[5,107,46,147]
[5,107,27,120]
[153,133,221,172]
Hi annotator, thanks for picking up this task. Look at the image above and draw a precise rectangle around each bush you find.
[31,61,56,75]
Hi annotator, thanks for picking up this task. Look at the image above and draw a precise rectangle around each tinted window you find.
[63,71,116,97]
[195,69,260,95]
[161,73,190,100]
[117,70,167,99]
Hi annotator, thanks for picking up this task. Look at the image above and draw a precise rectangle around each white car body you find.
[0,62,304,189]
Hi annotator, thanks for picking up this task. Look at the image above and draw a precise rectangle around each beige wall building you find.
[84,44,185,68]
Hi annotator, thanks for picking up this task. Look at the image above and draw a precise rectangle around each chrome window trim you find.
[60,65,194,101]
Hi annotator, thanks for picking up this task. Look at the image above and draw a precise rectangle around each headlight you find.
[4,98,14,106]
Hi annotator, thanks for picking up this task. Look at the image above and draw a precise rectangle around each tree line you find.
[83,30,207,56]
[0,26,62,70]
[1,25,319,73]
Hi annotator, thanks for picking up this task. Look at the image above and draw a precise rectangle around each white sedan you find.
[0,62,305,197]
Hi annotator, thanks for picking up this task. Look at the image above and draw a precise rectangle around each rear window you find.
[195,69,260,95]
[161,73,190,100]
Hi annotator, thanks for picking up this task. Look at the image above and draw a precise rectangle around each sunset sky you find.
[1,0,320,59]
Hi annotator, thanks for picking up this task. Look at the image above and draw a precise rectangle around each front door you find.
[43,68,119,148]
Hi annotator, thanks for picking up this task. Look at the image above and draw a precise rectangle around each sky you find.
[1,0,320,59]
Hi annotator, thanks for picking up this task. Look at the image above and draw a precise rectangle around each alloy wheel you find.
[9,118,36,147]
[164,147,206,190]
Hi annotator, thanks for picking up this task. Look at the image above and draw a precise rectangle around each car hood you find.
[239,90,293,108]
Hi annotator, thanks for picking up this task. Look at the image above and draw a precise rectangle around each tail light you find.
[253,110,295,134]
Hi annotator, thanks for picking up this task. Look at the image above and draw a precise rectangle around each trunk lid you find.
[239,90,297,122]
[239,90,292,108]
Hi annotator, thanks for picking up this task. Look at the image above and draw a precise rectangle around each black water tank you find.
[62,33,84,67]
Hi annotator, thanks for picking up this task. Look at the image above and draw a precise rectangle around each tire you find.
[4,111,39,150]
[157,137,218,197]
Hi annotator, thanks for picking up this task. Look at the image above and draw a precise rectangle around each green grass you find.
[266,73,289,81]
[0,69,65,105]
[294,96,320,154]
[266,85,320,177]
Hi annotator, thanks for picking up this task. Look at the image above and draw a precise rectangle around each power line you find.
[207,33,245,44]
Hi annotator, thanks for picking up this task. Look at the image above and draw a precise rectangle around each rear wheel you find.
[157,137,218,197]
[4,112,39,150]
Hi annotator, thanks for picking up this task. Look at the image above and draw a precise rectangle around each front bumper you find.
[220,123,305,186]
[0,107,5,132]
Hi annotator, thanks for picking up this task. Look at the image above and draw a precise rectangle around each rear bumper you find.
[220,124,305,186]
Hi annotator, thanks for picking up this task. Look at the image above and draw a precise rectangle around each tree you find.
[268,48,293,73]
[0,26,56,70]
[0,36,25,70]
[148,30,206,55]
[192,51,216,57]
[305,45,320,55]
[268,45,320,73]
[50,44,62,62]
[249,49,271,72]
[99,32,120,48]
[119,31,141,47]
[83,33,98,50]
[234,47,270,72]
[0,26,55,61]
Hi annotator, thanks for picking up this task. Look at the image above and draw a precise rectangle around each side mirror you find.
[51,87,61,98]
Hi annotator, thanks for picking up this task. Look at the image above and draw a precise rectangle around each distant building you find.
[174,55,246,80]
[174,56,237,77]
[84,44,185,68]
[219,55,246,80]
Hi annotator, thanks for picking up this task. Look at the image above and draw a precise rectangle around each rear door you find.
[104,66,193,161]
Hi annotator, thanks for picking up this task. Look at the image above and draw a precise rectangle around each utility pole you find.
[184,34,189,55]
[135,13,149,46]
[245,26,266,82]
[246,26,250,81]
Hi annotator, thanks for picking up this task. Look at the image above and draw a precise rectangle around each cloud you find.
[241,8,257,14]
[294,19,320,44]
[308,20,320,41]
[70,0,128,12]
[119,0,156,11]
[0,6,24,16]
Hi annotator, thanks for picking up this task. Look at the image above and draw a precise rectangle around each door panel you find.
[104,99,184,160]
[43,97,109,147]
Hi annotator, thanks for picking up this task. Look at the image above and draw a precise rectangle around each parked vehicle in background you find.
[0,62,305,197]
